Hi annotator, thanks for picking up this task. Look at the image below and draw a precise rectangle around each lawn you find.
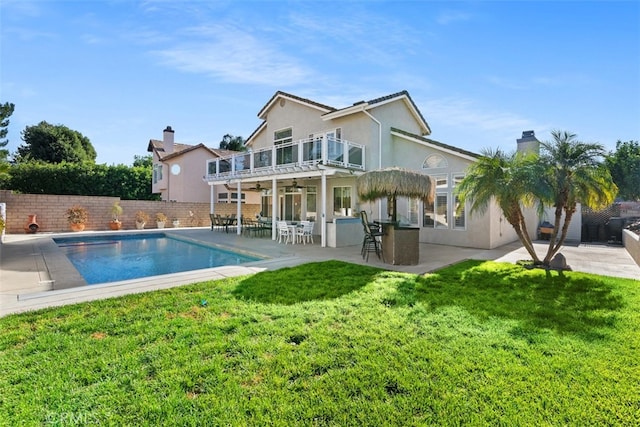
[0,260,638,426]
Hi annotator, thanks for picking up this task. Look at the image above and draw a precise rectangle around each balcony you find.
[205,136,365,181]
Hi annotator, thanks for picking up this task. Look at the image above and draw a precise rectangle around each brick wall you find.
[0,190,260,233]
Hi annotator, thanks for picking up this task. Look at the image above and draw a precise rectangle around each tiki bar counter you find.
[376,221,420,265]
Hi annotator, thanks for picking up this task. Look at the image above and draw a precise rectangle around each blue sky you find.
[1,0,639,165]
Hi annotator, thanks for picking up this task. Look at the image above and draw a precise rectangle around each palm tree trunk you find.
[543,204,565,265]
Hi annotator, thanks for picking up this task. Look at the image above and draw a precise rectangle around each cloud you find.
[436,10,473,25]
[151,24,311,86]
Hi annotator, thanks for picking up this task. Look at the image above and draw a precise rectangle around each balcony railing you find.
[206,136,365,180]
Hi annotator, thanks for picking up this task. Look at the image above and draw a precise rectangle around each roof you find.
[390,127,480,160]
[257,90,337,120]
[147,139,237,161]
[321,90,431,135]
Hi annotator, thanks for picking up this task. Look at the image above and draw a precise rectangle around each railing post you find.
[297,139,303,165]
[321,136,328,164]
[249,150,254,173]
[272,145,277,171]
[344,140,349,166]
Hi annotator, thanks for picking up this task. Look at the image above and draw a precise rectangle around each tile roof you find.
[148,139,239,161]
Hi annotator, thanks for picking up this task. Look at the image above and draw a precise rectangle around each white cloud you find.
[436,10,472,25]
[152,24,311,86]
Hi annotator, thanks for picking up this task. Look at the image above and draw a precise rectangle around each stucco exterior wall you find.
[164,149,210,202]
[0,190,260,234]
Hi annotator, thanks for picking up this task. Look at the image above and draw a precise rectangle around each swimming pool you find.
[54,233,260,284]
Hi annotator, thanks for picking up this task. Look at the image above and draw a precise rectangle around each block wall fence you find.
[0,190,261,234]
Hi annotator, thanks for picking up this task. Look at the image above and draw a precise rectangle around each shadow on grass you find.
[232,260,383,305]
[385,260,625,339]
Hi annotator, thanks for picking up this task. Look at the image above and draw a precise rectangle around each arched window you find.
[422,154,448,169]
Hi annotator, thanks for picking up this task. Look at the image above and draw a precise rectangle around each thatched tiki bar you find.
[357,167,435,265]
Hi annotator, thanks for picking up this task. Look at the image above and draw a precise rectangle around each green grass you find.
[1,260,638,426]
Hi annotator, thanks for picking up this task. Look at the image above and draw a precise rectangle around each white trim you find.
[259,94,333,120]
[391,130,478,162]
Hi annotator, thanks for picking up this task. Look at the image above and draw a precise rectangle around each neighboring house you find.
[204,90,539,248]
[147,126,260,204]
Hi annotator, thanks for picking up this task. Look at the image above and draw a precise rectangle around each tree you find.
[219,134,246,151]
[605,140,640,201]
[133,154,153,168]
[455,148,545,264]
[538,131,617,265]
[16,121,97,164]
[0,102,15,180]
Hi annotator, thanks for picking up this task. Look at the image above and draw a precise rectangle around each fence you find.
[0,190,260,234]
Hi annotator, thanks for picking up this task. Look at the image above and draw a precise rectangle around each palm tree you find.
[456,148,544,264]
[538,130,617,265]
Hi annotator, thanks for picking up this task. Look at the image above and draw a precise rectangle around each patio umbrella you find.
[356,167,435,223]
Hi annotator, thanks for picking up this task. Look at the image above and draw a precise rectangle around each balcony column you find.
[237,181,242,235]
[210,185,214,215]
[271,176,278,240]
[321,171,327,248]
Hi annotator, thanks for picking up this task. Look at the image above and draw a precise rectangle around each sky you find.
[1,0,639,165]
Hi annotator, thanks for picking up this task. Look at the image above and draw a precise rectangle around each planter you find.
[136,221,146,230]
[70,223,85,232]
[157,221,165,229]
[172,220,180,227]
[109,221,122,230]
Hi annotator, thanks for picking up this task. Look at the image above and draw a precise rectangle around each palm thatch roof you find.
[357,167,435,223]
[356,167,435,202]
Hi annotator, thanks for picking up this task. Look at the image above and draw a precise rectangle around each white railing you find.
[205,136,365,180]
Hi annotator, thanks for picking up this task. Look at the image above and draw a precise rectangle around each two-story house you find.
[205,90,537,249]
[148,126,260,204]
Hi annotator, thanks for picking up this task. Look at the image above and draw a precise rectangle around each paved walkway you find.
[1,228,638,317]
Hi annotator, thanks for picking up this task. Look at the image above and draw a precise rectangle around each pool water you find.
[54,233,260,284]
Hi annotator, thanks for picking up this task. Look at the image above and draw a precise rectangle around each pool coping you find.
[47,229,269,289]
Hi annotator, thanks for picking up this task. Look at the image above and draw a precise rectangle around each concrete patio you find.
[1,228,638,317]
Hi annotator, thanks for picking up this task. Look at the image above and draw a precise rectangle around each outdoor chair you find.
[296,221,314,244]
[277,221,293,244]
[360,211,383,261]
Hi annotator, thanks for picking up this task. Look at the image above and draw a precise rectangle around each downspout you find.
[363,110,383,220]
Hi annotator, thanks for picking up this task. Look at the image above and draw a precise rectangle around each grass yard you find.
[0,260,638,426]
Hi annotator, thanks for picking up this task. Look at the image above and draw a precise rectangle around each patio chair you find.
[360,211,383,261]
[277,221,293,244]
[296,221,314,244]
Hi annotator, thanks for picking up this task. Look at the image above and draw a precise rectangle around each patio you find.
[1,228,638,316]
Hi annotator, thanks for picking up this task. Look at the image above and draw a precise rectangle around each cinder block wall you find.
[0,190,260,233]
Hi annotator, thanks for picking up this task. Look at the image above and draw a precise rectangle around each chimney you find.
[163,126,175,154]
[516,130,540,154]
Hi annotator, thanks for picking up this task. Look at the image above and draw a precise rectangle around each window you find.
[435,194,448,228]
[274,128,292,144]
[452,173,465,187]
[423,193,448,228]
[274,127,294,165]
[451,173,466,229]
[422,154,448,169]
[408,198,419,225]
[434,175,448,189]
[454,195,466,229]
[333,186,351,216]
[153,164,163,183]
[261,195,272,218]
[306,185,317,221]
[207,160,217,175]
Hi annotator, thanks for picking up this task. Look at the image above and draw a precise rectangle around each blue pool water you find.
[54,233,260,284]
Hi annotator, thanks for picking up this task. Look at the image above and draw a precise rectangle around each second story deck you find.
[205,136,365,181]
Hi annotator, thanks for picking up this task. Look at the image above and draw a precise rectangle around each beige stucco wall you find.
[0,190,260,234]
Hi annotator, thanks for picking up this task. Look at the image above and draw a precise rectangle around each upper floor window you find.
[274,128,292,145]
[422,154,448,169]
[153,164,163,183]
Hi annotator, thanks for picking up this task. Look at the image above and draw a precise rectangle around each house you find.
[147,126,260,204]
[204,90,538,248]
